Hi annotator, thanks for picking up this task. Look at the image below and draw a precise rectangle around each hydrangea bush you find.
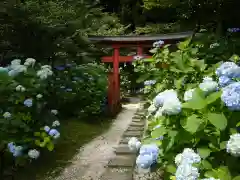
[0,58,60,166]
[131,38,240,179]
[0,58,108,176]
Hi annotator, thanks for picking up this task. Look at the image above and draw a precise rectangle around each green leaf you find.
[201,160,212,170]
[182,115,204,133]
[207,113,227,131]
[46,142,54,151]
[151,126,166,138]
[220,141,227,150]
[182,89,207,110]
[205,91,221,105]
[136,73,151,83]
[166,164,176,174]
[217,166,232,180]
[34,132,41,136]
[232,176,240,180]
[174,76,185,89]
[204,170,218,178]
[197,147,211,159]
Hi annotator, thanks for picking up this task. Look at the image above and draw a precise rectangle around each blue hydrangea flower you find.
[144,80,156,86]
[49,129,60,139]
[139,144,159,162]
[218,76,234,87]
[7,142,23,157]
[153,40,164,47]
[24,98,33,107]
[54,65,65,71]
[221,82,240,111]
[136,153,154,169]
[65,88,72,92]
[215,62,240,78]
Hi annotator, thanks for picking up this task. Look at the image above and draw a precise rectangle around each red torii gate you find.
[89,32,193,114]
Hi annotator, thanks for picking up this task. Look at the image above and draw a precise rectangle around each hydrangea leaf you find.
[197,147,211,159]
[201,159,212,170]
[165,164,176,174]
[232,176,240,180]
[205,91,221,105]
[47,142,54,151]
[151,126,166,138]
[207,113,227,131]
[182,90,207,110]
[182,114,204,133]
[217,166,232,180]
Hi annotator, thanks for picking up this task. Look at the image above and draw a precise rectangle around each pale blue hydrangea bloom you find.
[24,98,33,107]
[153,89,178,107]
[153,40,164,47]
[136,153,154,169]
[7,142,23,157]
[144,80,156,86]
[49,129,60,139]
[218,76,234,87]
[215,62,240,78]
[44,126,50,132]
[221,82,240,111]
[139,144,159,162]
[199,79,218,93]
[184,89,195,101]
[175,162,199,180]
[161,98,182,115]
[0,67,8,72]
[28,149,40,159]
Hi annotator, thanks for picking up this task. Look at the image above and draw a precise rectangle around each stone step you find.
[100,167,132,180]
[122,131,142,138]
[127,126,144,131]
[108,154,136,168]
[115,145,137,155]
[120,138,129,144]
[132,118,142,123]
[129,121,145,127]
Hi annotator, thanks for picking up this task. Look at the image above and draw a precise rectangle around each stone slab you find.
[129,121,145,127]
[127,126,144,131]
[115,145,136,154]
[120,138,129,144]
[132,115,142,119]
[123,131,142,138]
[100,168,132,180]
[132,118,142,122]
[108,155,136,168]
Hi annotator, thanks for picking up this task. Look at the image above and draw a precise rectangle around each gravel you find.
[45,98,140,180]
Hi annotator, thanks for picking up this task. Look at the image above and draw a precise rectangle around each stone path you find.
[46,97,146,180]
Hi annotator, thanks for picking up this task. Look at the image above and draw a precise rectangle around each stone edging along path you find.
[99,102,146,180]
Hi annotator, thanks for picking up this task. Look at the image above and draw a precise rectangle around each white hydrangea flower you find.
[24,58,36,67]
[52,120,60,127]
[175,162,200,180]
[128,137,141,151]
[175,153,183,166]
[175,148,201,167]
[210,43,219,49]
[51,109,58,115]
[161,98,182,115]
[8,65,27,76]
[28,149,40,159]
[154,108,163,118]
[226,133,240,157]
[148,104,157,114]
[16,85,26,92]
[37,67,53,80]
[153,89,178,107]
[203,76,213,82]
[44,126,50,132]
[199,80,218,93]
[36,94,43,99]
[184,89,195,101]
[3,112,11,118]
[11,59,21,66]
